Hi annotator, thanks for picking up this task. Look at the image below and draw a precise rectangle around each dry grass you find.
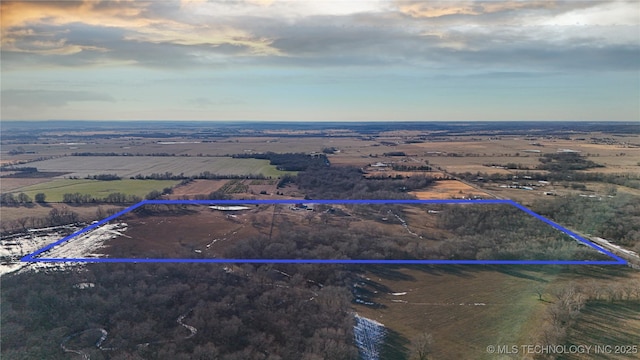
[0,203,122,223]
[168,180,229,199]
[108,205,268,258]
[354,267,556,360]
[0,178,56,191]
[411,180,490,199]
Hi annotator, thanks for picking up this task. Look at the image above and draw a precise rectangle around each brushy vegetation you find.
[532,193,640,251]
[1,263,357,360]
[293,166,435,200]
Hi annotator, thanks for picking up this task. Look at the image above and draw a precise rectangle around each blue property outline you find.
[21,199,627,265]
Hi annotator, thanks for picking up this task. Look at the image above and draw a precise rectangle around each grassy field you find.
[354,266,561,360]
[23,156,293,178]
[353,265,640,360]
[563,301,640,360]
[9,179,180,202]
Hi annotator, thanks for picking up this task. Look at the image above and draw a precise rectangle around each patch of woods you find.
[1,262,358,359]
[536,153,604,172]
[85,174,121,181]
[532,194,640,253]
[293,166,435,199]
[225,203,607,263]
[390,163,433,172]
[481,152,605,172]
[435,204,608,261]
[232,152,329,171]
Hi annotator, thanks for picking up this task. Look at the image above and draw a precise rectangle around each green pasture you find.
[10,179,180,202]
[22,156,295,178]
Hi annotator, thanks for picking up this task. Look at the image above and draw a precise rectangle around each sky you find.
[1,0,638,121]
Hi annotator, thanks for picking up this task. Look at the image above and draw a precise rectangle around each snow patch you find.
[42,223,127,259]
[593,237,639,259]
[1,228,80,276]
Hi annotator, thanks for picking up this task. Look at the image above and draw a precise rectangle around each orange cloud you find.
[396,0,556,18]
[1,0,282,58]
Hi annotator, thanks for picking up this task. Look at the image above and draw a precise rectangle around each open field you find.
[0,177,56,191]
[0,203,123,224]
[2,137,337,158]
[167,179,228,198]
[354,266,640,360]
[22,156,292,178]
[354,266,558,359]
[410,180,490,200]
[5,133,639,180]
[563,301,640,360]
[8,179,180,202]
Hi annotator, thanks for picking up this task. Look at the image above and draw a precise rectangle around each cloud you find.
[0,0,637,75]
[1,89,115,109]
[1,0,282,66]
[394,0,560,18]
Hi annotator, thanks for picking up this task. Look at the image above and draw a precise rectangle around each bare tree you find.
[534,285,545,301]
[410,332,434,360]
[305,211,315,224]
[15,217,29,231]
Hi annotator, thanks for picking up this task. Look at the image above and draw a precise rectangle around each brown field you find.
[103,204,430,259]
[168,180,228,199]
[411,180,491,199]
[167,179,281,199]
[0,203,123,224]
[107,205,270,258]
[1,136,342,162]
[0,177,55,191]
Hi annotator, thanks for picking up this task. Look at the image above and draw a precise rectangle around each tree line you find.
[232,152,329,171]
[1,192,35,206]
[60,192,142,204]
[130,171,270,180]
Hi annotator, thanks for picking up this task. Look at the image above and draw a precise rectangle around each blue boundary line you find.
[21,199,627,265]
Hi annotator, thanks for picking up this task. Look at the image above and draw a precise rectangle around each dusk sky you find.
[1,0,638,121]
